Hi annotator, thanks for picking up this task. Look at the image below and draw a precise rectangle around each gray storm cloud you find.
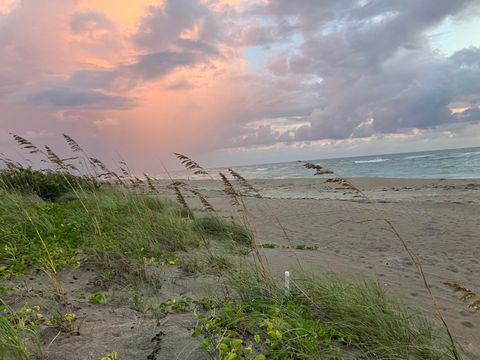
[229,0,480,147]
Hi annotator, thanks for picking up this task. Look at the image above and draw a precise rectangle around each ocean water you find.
[218,147,480,179]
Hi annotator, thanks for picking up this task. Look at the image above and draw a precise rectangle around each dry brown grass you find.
[188,188,216,212]
[174,153,208,175]
[11,133,45,156]
[444,282,480,311]
[167,181,191,212]
[219,172,240,207]
[143,173,159,193]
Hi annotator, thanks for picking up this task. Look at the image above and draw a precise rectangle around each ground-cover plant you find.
[194,270,455,360]
[0,303,44,360]
[260,243,278,249]
[101,351,118,360]
[294,244,318,250]
[148,296,194,319]
[194,297,352,360]
[259,243,318,250]
[80,292,111,305]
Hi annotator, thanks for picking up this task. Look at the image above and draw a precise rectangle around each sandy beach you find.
[155,177,480,357]
[4,176,479,359]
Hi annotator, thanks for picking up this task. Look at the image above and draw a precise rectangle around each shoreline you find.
[154,174,480,181]
[155,177,480,204]
[162,176,480,184]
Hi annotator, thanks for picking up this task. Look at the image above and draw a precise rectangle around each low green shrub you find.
[294,244,318,250]
[149,296,193,318]
[0,168,98,202]
[260,243,278,249]
[80,292,111,305]
[194,297,353,359]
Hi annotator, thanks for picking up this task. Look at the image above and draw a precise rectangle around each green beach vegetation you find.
[0,134,464,359]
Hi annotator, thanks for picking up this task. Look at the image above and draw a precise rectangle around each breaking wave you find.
[354,158,391,164]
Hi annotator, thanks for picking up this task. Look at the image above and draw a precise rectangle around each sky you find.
[1,0,480,172]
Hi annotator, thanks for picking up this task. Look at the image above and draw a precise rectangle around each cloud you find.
[133,0,210,52]
[455,106,480,121]
[128,0,222,80]
[94,117,119,128]
[0,0,77,86]
[70,10,114,33]
[67,69,120,88]
[131,51,199,79]
[0,0,19,15]
[222,0,480,148]
[175,38,218,55]
[236,23,294,46]
[27,88,134,109]
[166,79,194,91]
[2,0,480,170]
[67,68,137,92]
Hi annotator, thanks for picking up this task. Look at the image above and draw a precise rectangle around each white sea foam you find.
[403,155,431,160]
[354,158,391,164]
[460,151,480,157]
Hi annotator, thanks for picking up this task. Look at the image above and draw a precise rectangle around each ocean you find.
[193,147,480,180]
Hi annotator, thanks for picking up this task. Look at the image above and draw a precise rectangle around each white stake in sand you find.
[284,271,290,296]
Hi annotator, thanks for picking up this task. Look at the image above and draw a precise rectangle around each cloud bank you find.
[1,0,480,170]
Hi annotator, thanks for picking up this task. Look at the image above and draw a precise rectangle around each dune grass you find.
[0,312,29,360]
[193,215,253,248]
[0,184,203,280]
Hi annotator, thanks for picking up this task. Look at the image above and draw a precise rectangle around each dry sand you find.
[156,177,480,357]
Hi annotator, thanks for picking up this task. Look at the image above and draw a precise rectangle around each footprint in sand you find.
[446,264,459,273]
[461,321,474,328]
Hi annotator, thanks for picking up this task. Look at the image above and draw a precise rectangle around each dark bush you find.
[0,168,98,201]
